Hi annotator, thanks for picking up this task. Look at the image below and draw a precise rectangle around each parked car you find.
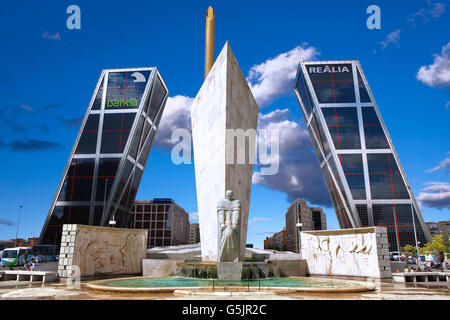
[407,257,416,264]
[33,255,48,263]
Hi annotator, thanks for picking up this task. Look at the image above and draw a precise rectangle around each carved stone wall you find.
[58,224,147,279]
[301,227,392,279]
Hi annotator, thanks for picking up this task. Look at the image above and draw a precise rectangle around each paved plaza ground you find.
[0,278,448,300]
[0,261,448,300]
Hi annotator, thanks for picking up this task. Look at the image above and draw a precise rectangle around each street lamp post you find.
[15,205,23,247]
[417,241,421,271]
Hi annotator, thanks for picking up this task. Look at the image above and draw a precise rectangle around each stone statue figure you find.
[217,190,241,262]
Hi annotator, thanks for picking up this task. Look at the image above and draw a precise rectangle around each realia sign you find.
[308,65,350,74]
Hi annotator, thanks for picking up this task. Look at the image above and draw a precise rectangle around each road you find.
[0,261,58,272]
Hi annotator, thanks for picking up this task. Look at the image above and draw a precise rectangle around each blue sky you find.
[0,0,448,247]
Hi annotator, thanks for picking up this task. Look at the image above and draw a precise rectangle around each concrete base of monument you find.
[217,262,243,281]
[143,243,307,279]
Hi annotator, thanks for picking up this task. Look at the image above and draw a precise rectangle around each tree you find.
[402,244,417,257]
[419,234,450,255]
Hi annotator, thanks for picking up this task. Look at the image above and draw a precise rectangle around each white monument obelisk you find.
[191,7,259,262]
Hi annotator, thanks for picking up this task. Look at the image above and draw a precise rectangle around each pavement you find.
[0,279,447,300]
[0,261,58,272]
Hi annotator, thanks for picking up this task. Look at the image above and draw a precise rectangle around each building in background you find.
[294,61,431,252]
[286,198,327,253]
[264,229,287,251]
[190,223,200,244]
[39,68,168,245]
[311,207,327,231]
[26,238,39,247]
[129,199,190,248]
[426,221,450,238]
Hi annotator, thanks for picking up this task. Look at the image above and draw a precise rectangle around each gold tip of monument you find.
[204,6,215,79]
[207,6,215,18]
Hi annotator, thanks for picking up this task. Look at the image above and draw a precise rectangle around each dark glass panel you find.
[395,204,414,226]
[340,154,366,200]
[58,159,95,201]
[357,69,371,103]
[93,206,105,226]
[48,206,90,226]
[398,226,417,248]
[322,107,360,150]
[307,64,355,103]
[129,116,145,160]
[101,113,136,153]
[76,114,100,154]
[148,76,167,122]
[138,128,156,166]
[96,158,120,201]
[368,154,409,199]
[105,71,151,110]
[126,168,143,209]
[386,227,397,252]
[321,164,352,228]
[307,126,324,164]
[113,160,133,204]
[362,107,389,149]
[139,121,151,151]
[373,204,395,226]
[91,76,104,110]
[42,206,91,244]
[356,205,369,226]
[313,112,331,156]
[295,66,314,117]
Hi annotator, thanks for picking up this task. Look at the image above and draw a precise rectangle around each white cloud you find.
[247,45,319,107]
[417,42,450,88]
[20,105,35,113]
[249,217,270,224]
[408,0,447,24]
[253,108,330,206]
[42,31,62,41]
[189,212,199,221]
[417,182,450,209]
[153,95,194,149]
[427,154,450,173]
[378,29,401,50]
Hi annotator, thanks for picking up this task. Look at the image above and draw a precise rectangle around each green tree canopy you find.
[402,244,417,256]
[419,234,450,255]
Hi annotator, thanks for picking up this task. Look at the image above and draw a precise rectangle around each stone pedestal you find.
[191,42,259,262]
[217,262,243,281]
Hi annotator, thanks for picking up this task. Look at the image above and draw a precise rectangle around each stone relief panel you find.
[301,228,382,278]
[60,224,147,278]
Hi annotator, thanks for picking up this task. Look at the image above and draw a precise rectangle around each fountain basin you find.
[176,261,281,280]
[86,276,376,294]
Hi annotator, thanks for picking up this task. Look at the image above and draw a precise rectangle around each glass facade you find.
[39,68,169,245]
[294,61,431,251]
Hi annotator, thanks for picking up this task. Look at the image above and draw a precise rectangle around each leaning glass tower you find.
[294,60,431,251]
[39,68,168,245]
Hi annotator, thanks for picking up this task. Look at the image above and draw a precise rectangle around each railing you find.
[210,277,264,292]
